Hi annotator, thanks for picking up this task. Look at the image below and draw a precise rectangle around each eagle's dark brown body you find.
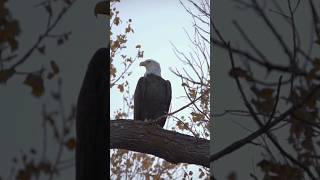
[134,74,171,127]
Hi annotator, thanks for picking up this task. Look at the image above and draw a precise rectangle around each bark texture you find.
[110,119,209,168]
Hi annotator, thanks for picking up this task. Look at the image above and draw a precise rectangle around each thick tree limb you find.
[110,119,209,168]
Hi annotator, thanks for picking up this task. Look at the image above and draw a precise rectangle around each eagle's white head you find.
[139,59,161,77]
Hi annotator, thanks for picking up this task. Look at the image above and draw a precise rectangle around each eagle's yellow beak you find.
[139,61,146,66]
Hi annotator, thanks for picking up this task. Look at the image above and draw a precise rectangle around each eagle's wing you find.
[134,77,146,121]
[76,48,107,180]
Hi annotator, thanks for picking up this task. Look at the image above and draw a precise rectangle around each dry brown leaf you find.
[94,1,109,17]
[65,138,76,150]
[24,73,44,97]
[0,69,15,83]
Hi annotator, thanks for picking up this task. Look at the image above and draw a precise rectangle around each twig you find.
[147,94,204,125]
[11,0,77,69]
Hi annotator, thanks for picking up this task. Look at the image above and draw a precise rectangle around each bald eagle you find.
[134,59,172,127]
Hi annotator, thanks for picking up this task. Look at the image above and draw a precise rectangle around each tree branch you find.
[110,119,209,168]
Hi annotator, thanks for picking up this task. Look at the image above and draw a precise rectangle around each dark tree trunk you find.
[110,119,209,168]
[76,48,108,180]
